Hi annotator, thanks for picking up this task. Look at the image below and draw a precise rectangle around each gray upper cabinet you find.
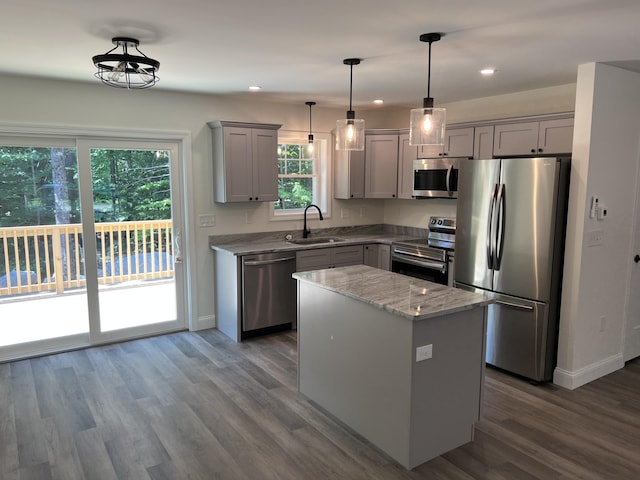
[418,127,474,159]
[493,118,573,157]
[334,149,365,199]
[397,133,418,199]
[473,125,494,159]
[365,134,399,198]
[538,118,574,154]
[209,121,281,203]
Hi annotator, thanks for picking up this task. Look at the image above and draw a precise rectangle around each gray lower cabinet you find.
[363,244,391,270]
[296,245,364,272]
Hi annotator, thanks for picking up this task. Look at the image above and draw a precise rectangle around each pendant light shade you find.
[410,33,446,146]
[336,58,365,151]
[93,37,160,89]
[305,101,316,153]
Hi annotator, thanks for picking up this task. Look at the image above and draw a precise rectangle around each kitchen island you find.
[293,265,492,469]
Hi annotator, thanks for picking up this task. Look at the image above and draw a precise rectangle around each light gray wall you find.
[555,63,640,388]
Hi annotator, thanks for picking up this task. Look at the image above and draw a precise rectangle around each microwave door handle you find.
[446,165,453,194]
[494,183,506,270]
[486,184,498,269]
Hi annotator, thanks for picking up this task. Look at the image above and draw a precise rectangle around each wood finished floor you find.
[1,330,639,480]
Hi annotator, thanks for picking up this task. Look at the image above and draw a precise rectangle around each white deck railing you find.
[0,220,174,297]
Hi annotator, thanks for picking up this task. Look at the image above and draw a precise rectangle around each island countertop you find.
[293,264,492,321]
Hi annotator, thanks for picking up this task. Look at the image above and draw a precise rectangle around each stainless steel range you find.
[391,216,456,286]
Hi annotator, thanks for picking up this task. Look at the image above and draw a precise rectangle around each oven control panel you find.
[428,216,456,250]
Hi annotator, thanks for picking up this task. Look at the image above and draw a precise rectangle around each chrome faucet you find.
[303,204,323,238]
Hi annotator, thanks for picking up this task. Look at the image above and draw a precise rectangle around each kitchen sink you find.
[287,237,345,245]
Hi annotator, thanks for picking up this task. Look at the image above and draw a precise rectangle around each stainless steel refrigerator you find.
[455,157,570,382]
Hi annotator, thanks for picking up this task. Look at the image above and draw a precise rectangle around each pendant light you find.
[305,101,316,154]
[93,37,160,89]
[409,33,446,146]
[336,58,365,151]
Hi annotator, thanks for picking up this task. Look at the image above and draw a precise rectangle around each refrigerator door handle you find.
[495,183,506,270]
[486,184,499,269]
[495,300,534,311]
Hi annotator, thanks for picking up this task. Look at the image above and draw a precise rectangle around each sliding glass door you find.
[77,139,184,344]
[0,137,90,358]
[0,135,186,361]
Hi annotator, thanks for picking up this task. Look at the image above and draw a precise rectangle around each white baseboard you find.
[553,353,625,390]
[190,314,215,331]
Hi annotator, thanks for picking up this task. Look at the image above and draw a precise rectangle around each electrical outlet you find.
[600,316,606,332]
[360,207,366,218]
[341,208,350,219]
[245,211,252,224]
[198,214,216,227]
[590,196,600,219]
[416,344,433,362]
[587,229,604,247]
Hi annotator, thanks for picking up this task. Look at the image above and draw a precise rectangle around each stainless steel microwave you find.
[413,157,459,199]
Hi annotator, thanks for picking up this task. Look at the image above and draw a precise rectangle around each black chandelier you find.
[92,37,160,89]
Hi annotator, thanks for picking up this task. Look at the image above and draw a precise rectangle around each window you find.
[272,132,330,219]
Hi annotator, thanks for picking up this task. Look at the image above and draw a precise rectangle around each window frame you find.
[270,131,331,221]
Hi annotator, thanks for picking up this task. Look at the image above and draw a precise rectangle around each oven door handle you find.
[392,253,447,273]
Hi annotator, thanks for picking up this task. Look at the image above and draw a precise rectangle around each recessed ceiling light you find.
[248,85,262,91]
[373,99,384,105]
[480,68,496,76]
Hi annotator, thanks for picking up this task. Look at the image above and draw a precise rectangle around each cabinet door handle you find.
[634,254,640,263]
[530,148,536,153]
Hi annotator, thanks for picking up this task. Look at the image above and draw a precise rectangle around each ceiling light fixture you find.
[480,68,496,76]
[305,101,316,153]
[336,58,365,151]
[92,37,159,89]
[410,33,446,146]
[248,85,262,91]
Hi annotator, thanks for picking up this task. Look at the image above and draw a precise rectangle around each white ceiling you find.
[2,0,640,109]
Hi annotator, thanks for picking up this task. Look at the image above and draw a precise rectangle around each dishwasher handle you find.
[243,256,296,267]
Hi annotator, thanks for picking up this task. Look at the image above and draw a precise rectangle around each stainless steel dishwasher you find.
[241,251,297,336]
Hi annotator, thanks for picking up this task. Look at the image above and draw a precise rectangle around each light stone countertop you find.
[293,264,493,321]
[209,225,424,256]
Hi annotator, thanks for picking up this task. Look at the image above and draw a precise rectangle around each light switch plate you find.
[199,214,216,228]
[416,344,433,362]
